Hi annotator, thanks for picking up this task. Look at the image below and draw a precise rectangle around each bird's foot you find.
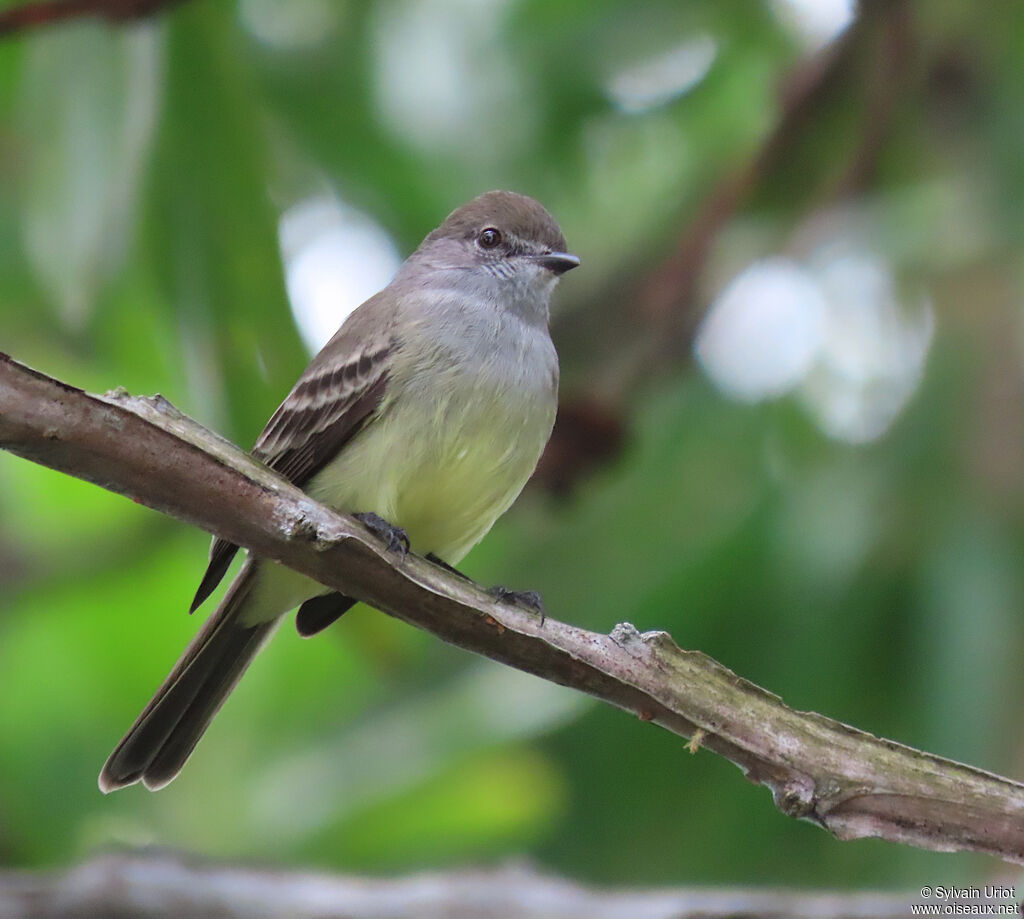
[487,585,546,626]
[355,512,410,557]
[425,553,544,625]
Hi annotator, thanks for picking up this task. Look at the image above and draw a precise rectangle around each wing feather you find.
[253,340,392,483]
[190,315,395,611]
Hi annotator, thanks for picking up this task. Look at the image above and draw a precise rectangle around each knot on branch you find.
[775,777,817,819]
[281,513,325,545]
[610,622,643,645]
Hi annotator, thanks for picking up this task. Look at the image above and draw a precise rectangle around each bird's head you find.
[407,191,579,322]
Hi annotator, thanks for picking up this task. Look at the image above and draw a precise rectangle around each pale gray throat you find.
[396,259,556,331]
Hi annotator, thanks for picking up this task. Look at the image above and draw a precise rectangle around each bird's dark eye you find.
[478,227,502,249]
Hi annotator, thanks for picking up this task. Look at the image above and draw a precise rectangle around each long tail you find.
[99,561,279,793]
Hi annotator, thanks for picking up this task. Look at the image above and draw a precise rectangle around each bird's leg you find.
[426,552,470,581]
[487,585,546,626]
[354,512,409,557]
[427,553,545,626]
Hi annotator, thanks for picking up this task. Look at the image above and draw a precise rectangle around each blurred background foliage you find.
[1,0,1022,891]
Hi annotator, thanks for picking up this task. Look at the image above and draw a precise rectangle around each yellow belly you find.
[313,395,550,561]
[242,374,555,625]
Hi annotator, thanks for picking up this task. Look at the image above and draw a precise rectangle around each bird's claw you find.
[355,512,410,557]
[487,585,546,625]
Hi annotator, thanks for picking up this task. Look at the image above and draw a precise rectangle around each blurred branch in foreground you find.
[0,853,935,919]
[1,351,1023,864]
[0,0,185,36]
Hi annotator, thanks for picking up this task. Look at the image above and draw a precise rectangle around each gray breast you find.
[396,287,559,413]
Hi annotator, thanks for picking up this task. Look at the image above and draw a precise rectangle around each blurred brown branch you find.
[637,0,912,356]
[0,0,186,36]
[635,27,856,344]
[0,852,939,919]
[2,351,1024,864]
[541,0,915,495]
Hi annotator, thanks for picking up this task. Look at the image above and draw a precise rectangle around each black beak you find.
[533,251,581,275]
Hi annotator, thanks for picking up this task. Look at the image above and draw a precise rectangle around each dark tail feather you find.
[295,591,357,637]
[99,563,278,793]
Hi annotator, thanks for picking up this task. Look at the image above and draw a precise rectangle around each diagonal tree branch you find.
[2,350,1023,864]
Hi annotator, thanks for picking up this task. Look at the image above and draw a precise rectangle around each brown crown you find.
[426,190,568,253]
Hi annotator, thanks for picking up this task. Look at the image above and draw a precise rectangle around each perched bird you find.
[99,191,579,792]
